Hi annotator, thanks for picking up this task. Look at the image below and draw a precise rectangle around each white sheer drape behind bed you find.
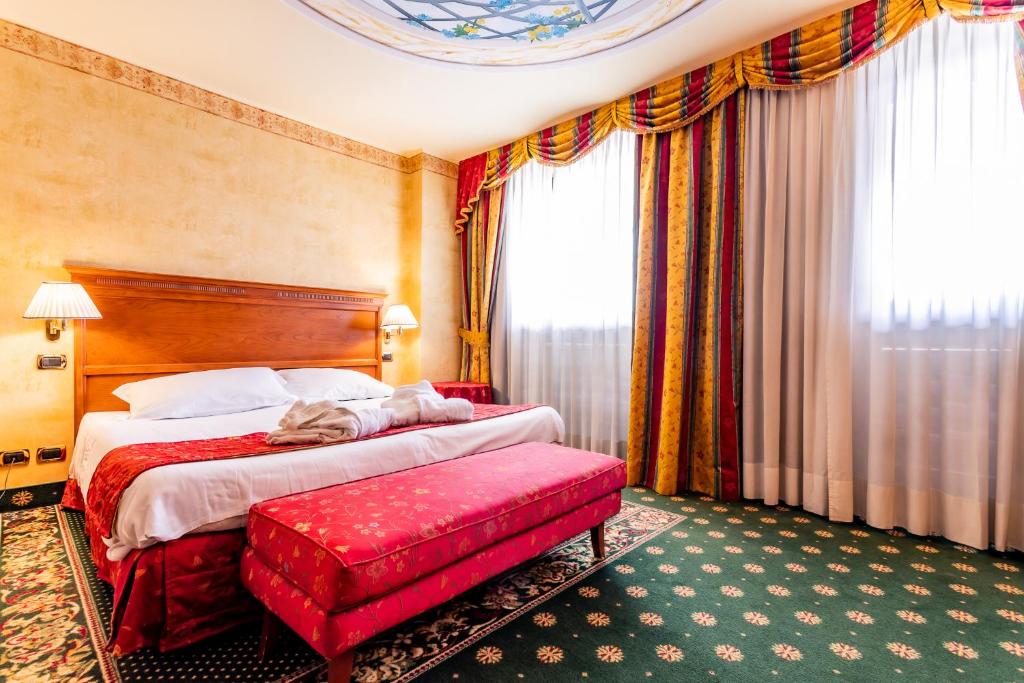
[492,131,637,458]
[743,16,1024,550]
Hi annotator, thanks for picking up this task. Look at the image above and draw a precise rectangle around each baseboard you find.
[0,480,66,513]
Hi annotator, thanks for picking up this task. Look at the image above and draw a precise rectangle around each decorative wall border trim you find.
[0,19,459,179]
[406,152,461,177]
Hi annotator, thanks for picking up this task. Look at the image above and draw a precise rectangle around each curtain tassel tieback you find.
[458,328,489,347]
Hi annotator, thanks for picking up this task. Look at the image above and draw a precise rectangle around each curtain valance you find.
[941,0,1024,20]
[739,0,933,88]
[454,0,1024,233]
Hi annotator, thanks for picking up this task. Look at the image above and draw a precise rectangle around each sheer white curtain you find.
[492,131,637,458]
[743,16,1024,550]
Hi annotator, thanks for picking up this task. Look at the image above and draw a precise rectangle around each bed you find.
[61,267,564,655]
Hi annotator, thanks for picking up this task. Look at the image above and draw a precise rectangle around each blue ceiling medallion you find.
[288,0,715,66]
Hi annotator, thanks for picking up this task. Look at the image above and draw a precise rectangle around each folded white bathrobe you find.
[266,400,395,445]
[381,380,474,427]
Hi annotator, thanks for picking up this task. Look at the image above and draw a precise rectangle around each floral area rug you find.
[0,496,678,682]
[1,490,1023,681]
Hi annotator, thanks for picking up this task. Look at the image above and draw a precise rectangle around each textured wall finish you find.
[0,19,458,178]
[0,45,460,488]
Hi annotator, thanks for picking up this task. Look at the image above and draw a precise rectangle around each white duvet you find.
[71,399,564,560]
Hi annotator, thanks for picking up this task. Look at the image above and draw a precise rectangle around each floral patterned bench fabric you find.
[246,442,626,612]
[242,491,622,659]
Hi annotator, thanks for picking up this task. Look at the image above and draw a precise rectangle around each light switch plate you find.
[37,354,67,370]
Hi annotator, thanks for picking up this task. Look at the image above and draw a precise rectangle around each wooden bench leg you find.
[590,522,606,559]
[327,650,355,683]
[258,608,282,662]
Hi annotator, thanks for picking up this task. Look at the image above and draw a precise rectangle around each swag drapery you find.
[454,0,1024,222]
[455,0,1024,498]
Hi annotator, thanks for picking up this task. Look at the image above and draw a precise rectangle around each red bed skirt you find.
[63,482,260,655]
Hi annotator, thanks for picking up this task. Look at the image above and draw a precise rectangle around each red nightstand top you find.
[431,381,493,404]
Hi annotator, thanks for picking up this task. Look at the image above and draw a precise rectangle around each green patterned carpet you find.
[1,488,1022,681]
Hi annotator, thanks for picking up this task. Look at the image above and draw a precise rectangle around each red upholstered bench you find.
[241,442,626,682]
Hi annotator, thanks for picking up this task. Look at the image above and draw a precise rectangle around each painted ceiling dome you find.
[290,0,713,66]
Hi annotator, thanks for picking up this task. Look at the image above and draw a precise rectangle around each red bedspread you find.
[64,402,543,655]
[87,402,539,539]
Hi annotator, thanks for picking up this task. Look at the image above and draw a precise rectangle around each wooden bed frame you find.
[68,265,385,433]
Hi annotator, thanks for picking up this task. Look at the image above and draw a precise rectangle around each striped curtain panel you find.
[626,93,744,500]
[459,186,505,383]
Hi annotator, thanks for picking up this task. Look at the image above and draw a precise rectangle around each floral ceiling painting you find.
[289,0,715,65]
[382,0,644,42]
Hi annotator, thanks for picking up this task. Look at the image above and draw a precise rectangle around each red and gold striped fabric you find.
[454,153,488,236]
[940,0,1024,20]
[740,0,936,89]
[489,106,616,179]
[454,109,616,234]
[459,184,505,382]
[616,56,741,132]
[626,94,744,500]
[479,58,738,192]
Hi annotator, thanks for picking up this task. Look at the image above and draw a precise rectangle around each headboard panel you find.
[69,266,385,432]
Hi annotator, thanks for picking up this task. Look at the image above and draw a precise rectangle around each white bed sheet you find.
[71,399,565,559]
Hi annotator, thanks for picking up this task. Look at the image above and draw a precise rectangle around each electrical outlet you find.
[37,446,67,463]
[382,352,394,362]
[2,450,29,466]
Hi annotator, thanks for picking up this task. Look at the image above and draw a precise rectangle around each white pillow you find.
[276,368,394,401]
[113,367,295,420]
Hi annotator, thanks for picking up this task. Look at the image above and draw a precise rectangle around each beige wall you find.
[0,47,460,487]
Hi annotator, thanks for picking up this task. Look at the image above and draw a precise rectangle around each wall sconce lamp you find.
[23,282,102,341]
[380,304,418,344]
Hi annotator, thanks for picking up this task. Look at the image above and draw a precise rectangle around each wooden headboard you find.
[69,266,385,432]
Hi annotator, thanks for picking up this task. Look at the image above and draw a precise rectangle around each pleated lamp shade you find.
[381,304,418,330]
[23,282,102,320]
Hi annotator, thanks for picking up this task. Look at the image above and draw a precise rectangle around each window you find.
[495,131,637,457]
[861,20,1024,329]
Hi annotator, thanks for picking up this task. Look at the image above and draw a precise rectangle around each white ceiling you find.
[0,0,857,161]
